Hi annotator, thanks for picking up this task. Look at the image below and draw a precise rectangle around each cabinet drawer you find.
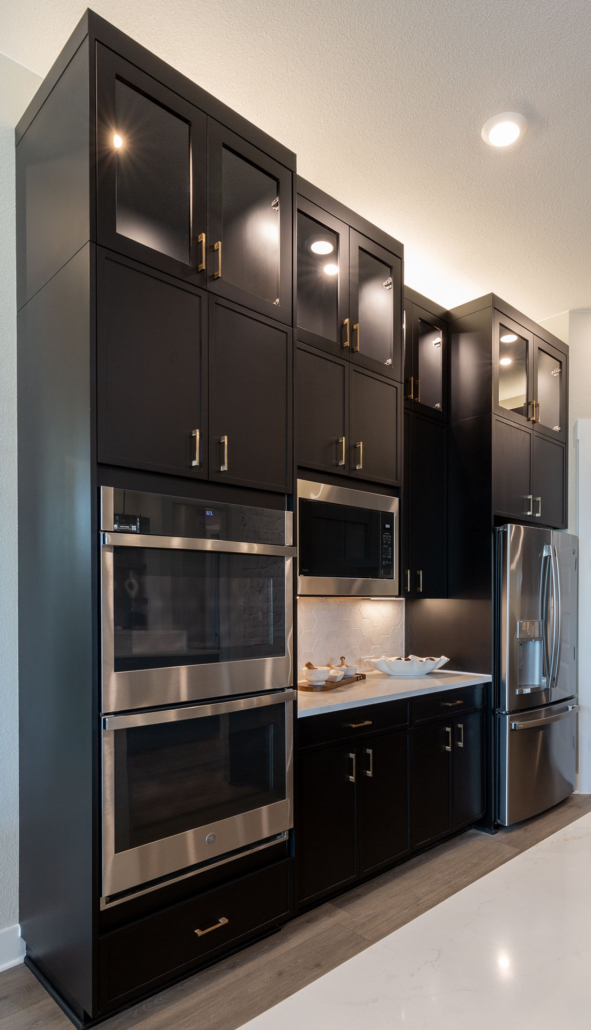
[99,860,291,1010]
[411,685,487,724]
[298,699,409,750]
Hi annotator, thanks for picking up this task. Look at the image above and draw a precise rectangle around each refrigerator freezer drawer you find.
[497,702,578,826]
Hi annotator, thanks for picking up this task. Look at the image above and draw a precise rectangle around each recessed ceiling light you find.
[500,333,518,343]
[308,236,334,255]
[481,112,527,148]
[113,133,123,149]
[500,357,512,366]
[323,263,338,276]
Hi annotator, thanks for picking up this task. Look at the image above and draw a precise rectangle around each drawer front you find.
[411,684,487,724]
[298,699,409,750]
[99,860,291,1010]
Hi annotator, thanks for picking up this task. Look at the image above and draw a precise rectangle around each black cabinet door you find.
[296,745,357,906]
[493,417,533,520]
[357,731,409,876]
[408,414,447,599]
[97,250,207,478]
[412,306,448,421]
[452,711,485,829]
[402,409,412,597]
[96,45,207,287]
[493,311,534,428]
[208,120,292,325]
[208,297,291,493]
[410,720,451,849]
[296,347,348,474]
[296,196,350,357]
[403,301,413,394]
[533,337,567,443]
[349,368,401,486]
[350,230,402,380]
[532,435,566,528]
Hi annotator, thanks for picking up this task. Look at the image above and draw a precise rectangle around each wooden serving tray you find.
[298,673,366,692]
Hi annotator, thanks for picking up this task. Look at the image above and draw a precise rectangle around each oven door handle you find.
[102,532,296,558]
[103,690,297,731]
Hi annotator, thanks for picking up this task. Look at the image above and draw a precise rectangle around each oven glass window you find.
[298,499,394,580]
[113,548,286,671]
[113,704,287,852]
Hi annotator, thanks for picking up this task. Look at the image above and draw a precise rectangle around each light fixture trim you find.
[481,112,527,148]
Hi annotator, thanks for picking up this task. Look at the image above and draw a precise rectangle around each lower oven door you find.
[102,691,295,901]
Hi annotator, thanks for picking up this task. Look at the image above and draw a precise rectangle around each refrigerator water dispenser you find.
[516,620,543,693]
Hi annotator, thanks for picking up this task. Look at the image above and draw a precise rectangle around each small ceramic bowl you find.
[304,666,331,685]
[365,655,449,677]
[339,666,357,678]
[326,669,345,683]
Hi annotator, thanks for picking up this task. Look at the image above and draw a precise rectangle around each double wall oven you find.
[100,487,295,904]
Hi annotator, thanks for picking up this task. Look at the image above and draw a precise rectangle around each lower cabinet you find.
[296,729,409,907]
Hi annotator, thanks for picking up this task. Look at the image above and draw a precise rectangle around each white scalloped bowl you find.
[365,655,449,677]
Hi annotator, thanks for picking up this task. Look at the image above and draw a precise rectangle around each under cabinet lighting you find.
[308,236,334,255]
[500,357,512,366]
[500,333,518,343]
[481,112,527,147]
[113,133,123,149]
[323,263,338,276]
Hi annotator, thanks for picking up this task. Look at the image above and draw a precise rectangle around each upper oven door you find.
[101,533,295,713]
[297,480,399,596]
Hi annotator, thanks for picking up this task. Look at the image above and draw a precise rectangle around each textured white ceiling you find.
[2,0,591,319]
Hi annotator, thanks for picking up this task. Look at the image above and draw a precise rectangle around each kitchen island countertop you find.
[297,670,490,717]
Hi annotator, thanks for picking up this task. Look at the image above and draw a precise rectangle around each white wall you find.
[0,54,41,966]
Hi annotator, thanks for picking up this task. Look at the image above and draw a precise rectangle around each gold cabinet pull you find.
[194,916,229,937]
[348,752,356,783]
[342,317,350,348]
[197,232,206,272]
[534,401,541,423]
[405,376,414,400]
[445,726,452,752]
[417,569,423,593]
[220,435,228,472]
[528,399,536,422]
[416,379,421,403]
[457,723,464,748]
[405,569,411,593]
[212,240,222,280]
[534,496,542,518]
[346,720,373,728]
[442,700,463,706]
[338,436,346,466]
[191,428,200,467]
[352,323,360,352]
[364,747,374,778]
[355,441,363,470]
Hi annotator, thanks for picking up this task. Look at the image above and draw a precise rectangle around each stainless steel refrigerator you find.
[496,524,579,826]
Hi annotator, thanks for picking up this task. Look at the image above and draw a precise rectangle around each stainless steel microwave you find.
[297,480,399,596]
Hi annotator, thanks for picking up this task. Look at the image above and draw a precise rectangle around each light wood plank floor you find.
[2,793,590,1030]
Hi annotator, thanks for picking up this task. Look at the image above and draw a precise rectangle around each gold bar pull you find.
[342,317,350,348]
[355,441,363,470]
[197,232,206,272]
[352,323,360,352]
[442,700,464,706]
[212,240,222,280]
[194,916,229,937]
[405,377,414,400]
[416,379,421,403]
[220,435,228,472]
[338,436,346,466]
[528,399,536,421]
[417,569,423,593]
[346,720,373,729]
[534,401,541,423]
[191,428,200,467]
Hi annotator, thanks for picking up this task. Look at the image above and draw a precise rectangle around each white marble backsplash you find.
[297,597,404,676]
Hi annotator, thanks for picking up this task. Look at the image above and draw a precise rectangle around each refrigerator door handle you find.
[511,704,579,730]
[540,548,552,686]
[550,544,562,692]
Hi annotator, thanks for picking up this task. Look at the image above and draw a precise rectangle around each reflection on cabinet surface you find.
[296,346,401,486]
[297,180,403,381]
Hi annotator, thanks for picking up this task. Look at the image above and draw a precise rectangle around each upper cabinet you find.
[296,180,403,381]
[404,289,449,421]
[95,43,293,325]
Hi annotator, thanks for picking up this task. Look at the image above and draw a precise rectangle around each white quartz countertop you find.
[297,669,490,717]
[238,811,591,1030]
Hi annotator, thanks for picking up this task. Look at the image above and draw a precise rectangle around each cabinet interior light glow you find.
[310,239,334,255]
[500,357,512,366]
[500,333,518,343]
[113,133,123,149]
[323,263,338,276]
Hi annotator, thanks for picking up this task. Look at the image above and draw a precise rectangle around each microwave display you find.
[299,499,394,580]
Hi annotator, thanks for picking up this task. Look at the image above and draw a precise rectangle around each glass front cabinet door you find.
[533,337,566,442]
[296,198,350,355]
[349,230,402,380]
[493,312,534,428]
[96,45,207,285]
[405,305,447,419]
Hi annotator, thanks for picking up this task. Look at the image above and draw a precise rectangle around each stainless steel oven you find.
[100,488,295,713]
[102,690,295,902]
[297,480,399,596]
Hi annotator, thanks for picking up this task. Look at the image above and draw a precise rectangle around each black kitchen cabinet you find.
[533,336,567,443]
[493,417,532,520]
[532,433,566,528]
[296,345,401,486]
[404,291,448,421]
[410,720,452,848]
[493,311,534,429]
[97,249,208,478]
[403,412,447,598]
[452,711,485,829]
[357,730,409,876]
[296,180,403,381]
[209,298,292,493]
[296,744,357,906]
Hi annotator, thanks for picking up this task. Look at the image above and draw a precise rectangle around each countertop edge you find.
[296,671,491,718]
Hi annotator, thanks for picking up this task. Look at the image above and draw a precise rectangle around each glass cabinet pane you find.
[115,80,191,263]
[498,324,529,417]
[297,211,339,341]
[222,147,280,304]
[357,249,393,368]
[417,318,443,411]
[537,348,563,432]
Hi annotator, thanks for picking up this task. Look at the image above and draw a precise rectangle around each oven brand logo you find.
[205,833,216,845]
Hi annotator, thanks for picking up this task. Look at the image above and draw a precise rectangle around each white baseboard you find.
[0,924,25,972]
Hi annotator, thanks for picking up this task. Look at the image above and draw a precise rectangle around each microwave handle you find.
[103,690,297,731]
